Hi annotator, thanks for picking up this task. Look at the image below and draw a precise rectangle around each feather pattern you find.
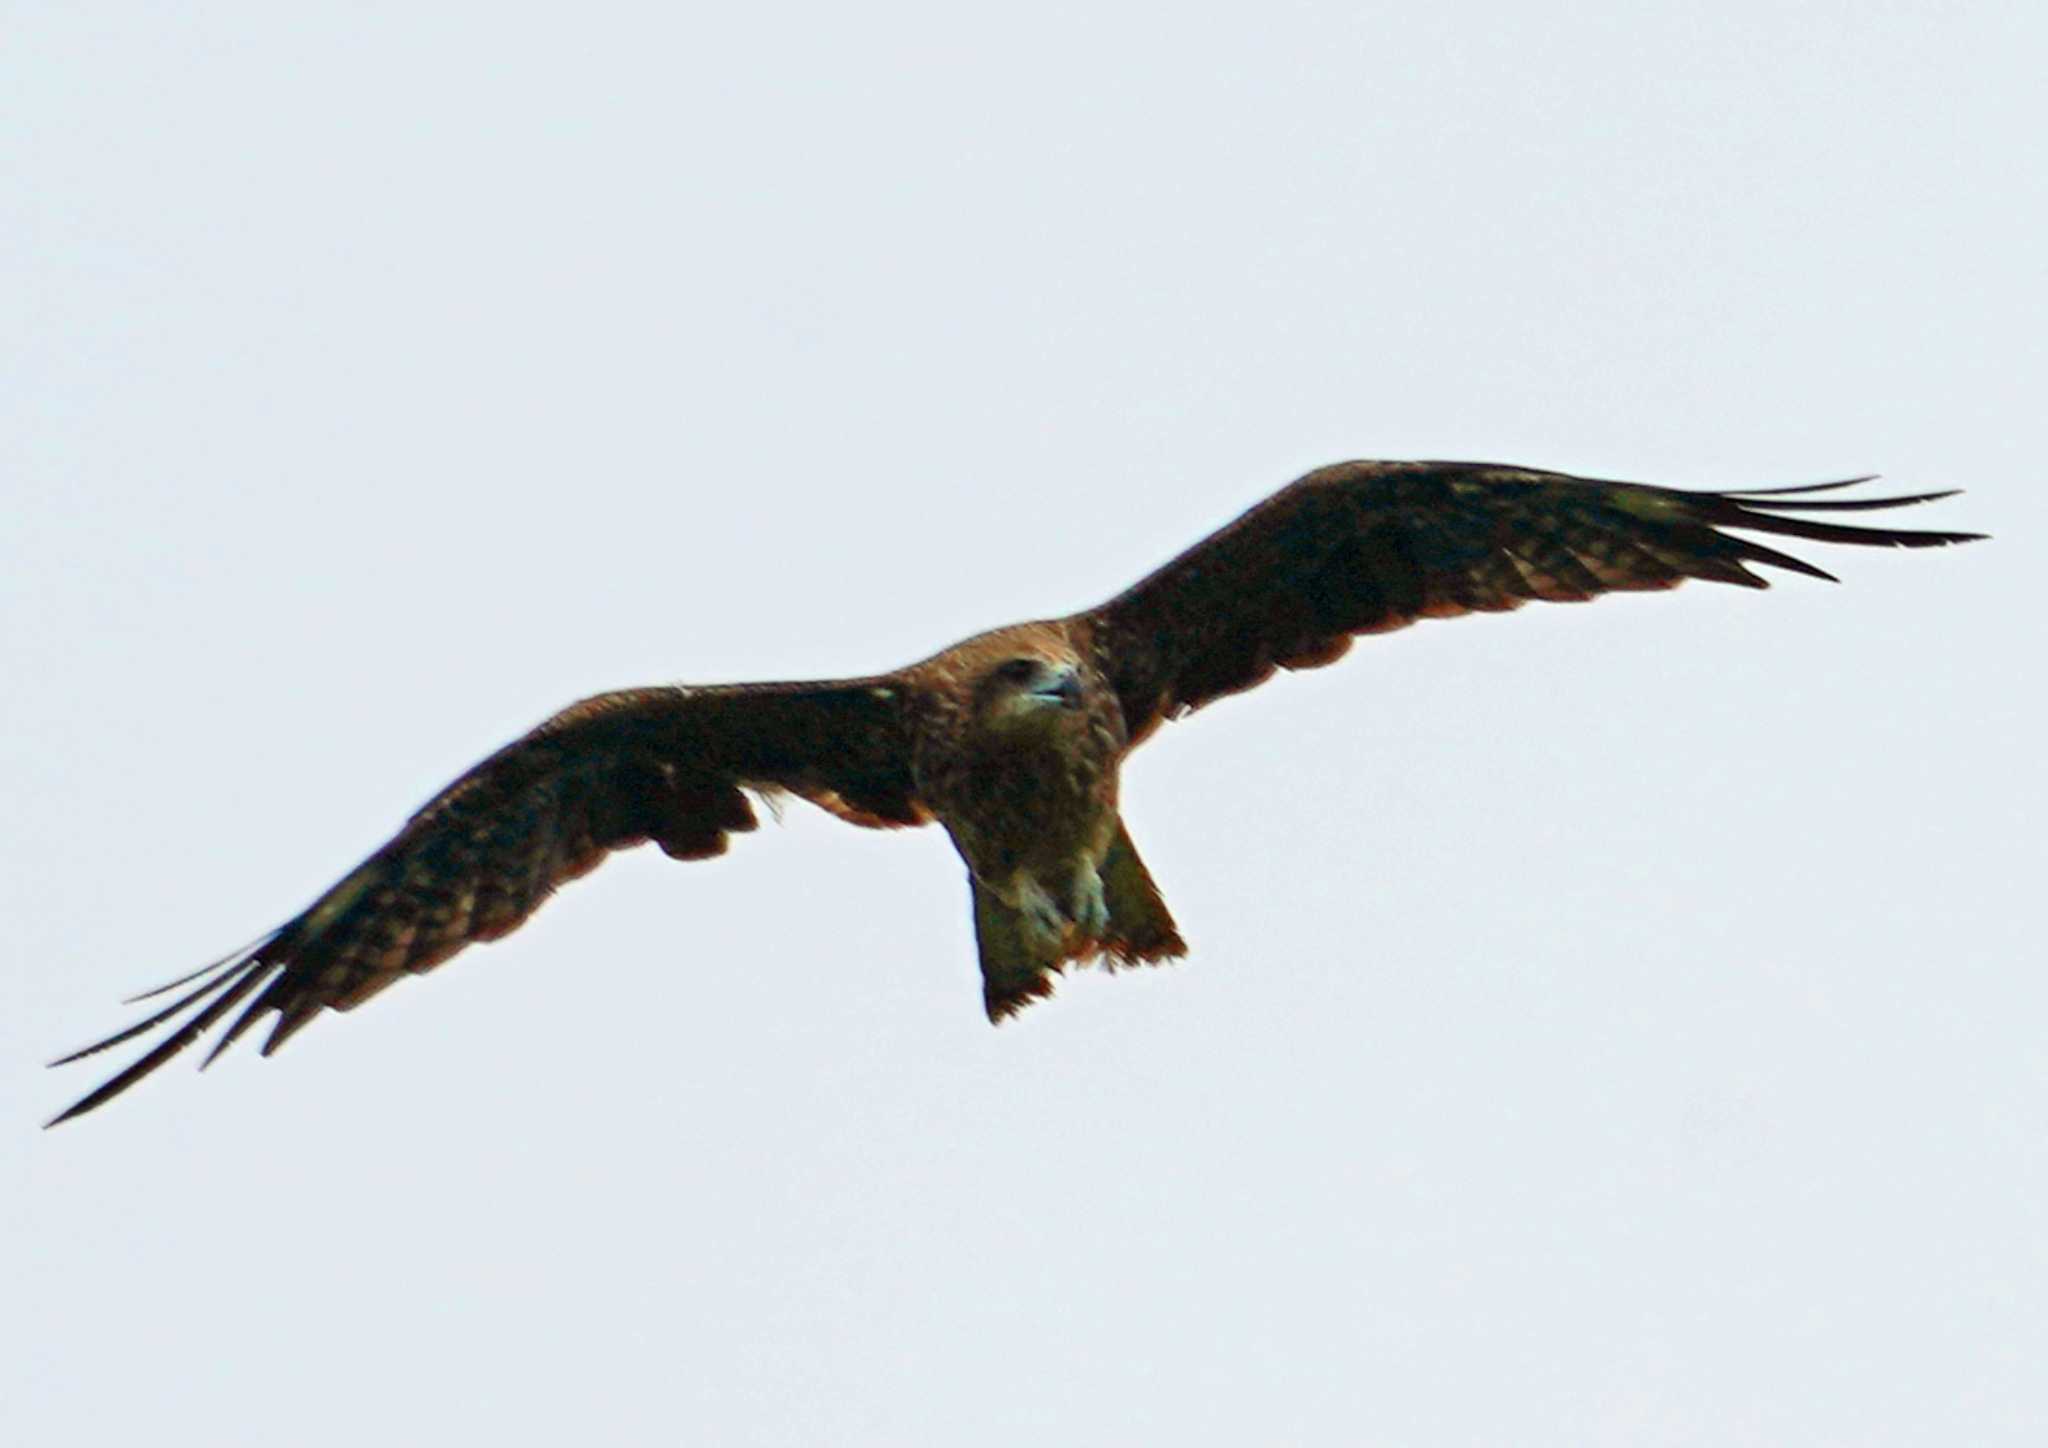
[47,681,922,1124]
[1087,461,1982,742]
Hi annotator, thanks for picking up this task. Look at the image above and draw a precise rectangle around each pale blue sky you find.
[4,4,2039,1444]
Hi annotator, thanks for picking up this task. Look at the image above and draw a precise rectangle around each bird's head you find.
[972,649,1088,741]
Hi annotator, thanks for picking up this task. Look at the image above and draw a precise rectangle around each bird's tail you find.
[1095,820,1187,968]
[974,820,1186,1022]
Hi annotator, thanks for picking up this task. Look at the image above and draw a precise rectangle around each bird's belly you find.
[935,756,1116,890]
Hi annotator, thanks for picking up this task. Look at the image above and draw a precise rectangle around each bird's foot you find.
[1015,879,1070,951]
[1069,867,1109,940]
[1011,866,1109,956]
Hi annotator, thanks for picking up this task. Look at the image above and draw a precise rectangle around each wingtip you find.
[44,1099,96,1130]
[1732,488,1968,515]
[43,1074,128,1128]
[45,956,277,1123]
[117,928,282,1005]
[1720,475,1881,497]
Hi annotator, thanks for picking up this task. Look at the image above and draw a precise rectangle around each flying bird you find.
[49,460,1981,1124]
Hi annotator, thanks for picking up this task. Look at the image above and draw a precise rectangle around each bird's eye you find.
[995,658,1040,684]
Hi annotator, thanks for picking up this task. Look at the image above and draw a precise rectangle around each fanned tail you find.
[972,821,1186,1023]
[1095,822,1186,968]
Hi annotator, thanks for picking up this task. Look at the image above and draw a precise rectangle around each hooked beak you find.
[1030,666,1085,711]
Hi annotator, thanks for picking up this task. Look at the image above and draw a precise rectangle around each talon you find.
[1016,880,1068,949]
[1072,870,1109,939]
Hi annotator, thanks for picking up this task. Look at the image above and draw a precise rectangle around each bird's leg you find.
[1008,860,1109,952]
[1013,876,1070,951]
[1067,864,1109,941]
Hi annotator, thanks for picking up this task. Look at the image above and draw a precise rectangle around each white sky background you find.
[3,3,2041,1443]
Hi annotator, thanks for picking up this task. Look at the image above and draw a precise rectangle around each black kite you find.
[49,460,1981,1123]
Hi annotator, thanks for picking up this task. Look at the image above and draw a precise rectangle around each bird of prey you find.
[49,460,1981,1124]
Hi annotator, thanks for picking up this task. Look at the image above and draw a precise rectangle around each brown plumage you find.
[48,460,1982,1123]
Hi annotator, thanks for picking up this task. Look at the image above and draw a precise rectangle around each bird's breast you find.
[917,717,1121,885]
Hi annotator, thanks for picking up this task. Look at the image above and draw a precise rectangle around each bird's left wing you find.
[49,679,927,1124]
[1083,460,1983,745]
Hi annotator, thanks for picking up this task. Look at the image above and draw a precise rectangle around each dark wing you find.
[49,679,927,1124]
[1083,460,1983,744]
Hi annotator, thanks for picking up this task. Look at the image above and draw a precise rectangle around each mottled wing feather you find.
[50,680,926,1124]
[1086,460,1982,743]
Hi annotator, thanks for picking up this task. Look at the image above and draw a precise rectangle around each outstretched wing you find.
[50,679,927,1124]
[1085,460,1982,744]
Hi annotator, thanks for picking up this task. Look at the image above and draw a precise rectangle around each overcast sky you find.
[4,4,2041,1444]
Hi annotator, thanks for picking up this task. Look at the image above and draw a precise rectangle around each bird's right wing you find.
[49,679,928,1124]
